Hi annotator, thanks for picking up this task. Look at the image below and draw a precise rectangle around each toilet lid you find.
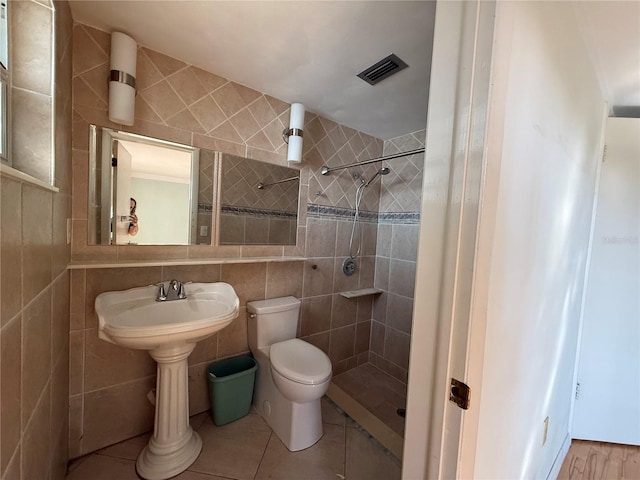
[270,339,332,386]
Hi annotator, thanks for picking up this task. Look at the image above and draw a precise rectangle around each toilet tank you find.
[247,296,301,350]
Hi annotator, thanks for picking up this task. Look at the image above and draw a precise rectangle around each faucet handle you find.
[154,283,167,301]
[177,281,192,299]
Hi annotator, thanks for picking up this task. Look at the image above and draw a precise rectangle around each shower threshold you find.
[327,363,406,459]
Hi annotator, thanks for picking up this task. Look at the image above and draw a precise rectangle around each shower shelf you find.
[339,288,383,299]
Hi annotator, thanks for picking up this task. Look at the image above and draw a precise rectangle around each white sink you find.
[96,282,239,350]
[95,281,239,480]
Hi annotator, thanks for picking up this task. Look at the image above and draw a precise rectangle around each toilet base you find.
[252,351,324,451]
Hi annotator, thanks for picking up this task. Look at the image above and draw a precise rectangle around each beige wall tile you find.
[22,289,52,429]
[217,308,249,358]
[3,445,20,480]
[370,321,385,356]
[69,330,84,396]
[391,224,420,262]
[84,328,157,391]
[329,325,355,364]
[52,193,72,278]
[161,264,222,283]
[306,217,337,257]
[72,25,108,75]
[1,178,22,326]
[383,329,411,370]
[68,394,83,459]
[388,259,416,298]
[69,269,86,331]
[22,186,53,305]
[21,384,51,480]
[301,295,332,337]
[188,361,211,415]
[82,377,156,454]
[51,272,70,364]
[386,293,413,335]
[265,261,303,299]
[303,258,334,297]
[220,263,266,306]
[355,321,372,355]
[306,331,330,356]
[331,294,357,329]
[1,316,22,475]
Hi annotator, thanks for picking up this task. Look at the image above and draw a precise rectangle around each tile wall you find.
[0,1,73,479]
[69,23,388,457]
[371,130,426,384]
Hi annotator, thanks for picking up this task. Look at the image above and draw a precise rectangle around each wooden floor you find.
[557,440,640,480]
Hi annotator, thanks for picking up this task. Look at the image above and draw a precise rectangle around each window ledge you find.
[1,163,58,192]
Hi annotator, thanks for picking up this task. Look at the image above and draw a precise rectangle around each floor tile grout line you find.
[253,430,273,480]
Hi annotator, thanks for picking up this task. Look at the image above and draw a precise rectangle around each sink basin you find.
[96,282,239,350]
[95,281,239,480]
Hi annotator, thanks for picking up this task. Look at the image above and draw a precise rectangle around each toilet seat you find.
[270,339,332,386]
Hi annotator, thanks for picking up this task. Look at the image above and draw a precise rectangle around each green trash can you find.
[207,355,257,426]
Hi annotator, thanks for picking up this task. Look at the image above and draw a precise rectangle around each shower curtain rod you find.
[257,175,300,189]
[320,147,425,176]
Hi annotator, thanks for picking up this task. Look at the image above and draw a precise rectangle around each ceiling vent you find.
[357,54,408,86]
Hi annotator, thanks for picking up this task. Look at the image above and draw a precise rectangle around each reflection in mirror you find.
[88,126,300,247]
[218,154,299,246]
[88,125,202,245]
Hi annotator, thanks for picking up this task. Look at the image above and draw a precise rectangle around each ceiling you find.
[68,1,436,141]
[68,1,639,141]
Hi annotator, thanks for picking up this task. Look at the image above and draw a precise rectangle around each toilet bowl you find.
[270,338,332,403]
[247,297,332,451]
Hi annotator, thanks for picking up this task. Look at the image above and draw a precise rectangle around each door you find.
[572,117,640,445]
[114,141,133,245]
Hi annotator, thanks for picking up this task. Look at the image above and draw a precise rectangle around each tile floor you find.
[332,364,407,437]
[65,398,401,480]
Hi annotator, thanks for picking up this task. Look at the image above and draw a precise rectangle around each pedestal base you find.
[136,343,201,480]
[136,430,202,480]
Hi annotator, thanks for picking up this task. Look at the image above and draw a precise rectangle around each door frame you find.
[402,1,496,478]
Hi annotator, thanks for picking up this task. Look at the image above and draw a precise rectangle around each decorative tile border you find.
[378,211,420,225]
[307,203,420,224]
[220,204,297,218]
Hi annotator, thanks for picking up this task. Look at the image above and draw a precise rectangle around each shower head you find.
[364,167,390,187]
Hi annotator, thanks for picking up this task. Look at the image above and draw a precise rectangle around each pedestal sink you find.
[95,281,239,480]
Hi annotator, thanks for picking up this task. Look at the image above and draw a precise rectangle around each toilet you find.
[247,296,332,451]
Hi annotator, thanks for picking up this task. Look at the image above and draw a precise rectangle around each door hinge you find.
[575,382,581,400]
[602,145,607,162]
[112,156,117,167]
[450,378,470,410]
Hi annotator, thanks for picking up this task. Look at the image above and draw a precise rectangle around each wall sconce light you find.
[109,32,137,126]
[283,103,305,163]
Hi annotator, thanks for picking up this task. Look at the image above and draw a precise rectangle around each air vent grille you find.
[357,54,408,86]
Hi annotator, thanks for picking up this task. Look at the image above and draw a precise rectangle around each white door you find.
[572,117,640,445]
[402,1,496,478]
[114,141,133,245]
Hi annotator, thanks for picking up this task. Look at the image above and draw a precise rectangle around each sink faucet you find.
[155,280,188,302]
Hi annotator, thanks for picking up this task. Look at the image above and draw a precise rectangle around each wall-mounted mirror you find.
[88,125,299,246]
[219,153,299,246]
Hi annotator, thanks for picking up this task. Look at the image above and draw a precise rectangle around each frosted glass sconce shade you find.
[284,103,305,163]
[109,32,137,126]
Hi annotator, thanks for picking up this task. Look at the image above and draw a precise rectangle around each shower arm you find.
[256,175,300,189]
[320,148,425,176]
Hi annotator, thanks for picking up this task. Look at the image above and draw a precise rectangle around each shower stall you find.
[308,130,427,456]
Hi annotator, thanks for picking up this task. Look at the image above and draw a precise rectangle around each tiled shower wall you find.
[69,24,384,457]
[372,130,426,384]
[0,2,73,479]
